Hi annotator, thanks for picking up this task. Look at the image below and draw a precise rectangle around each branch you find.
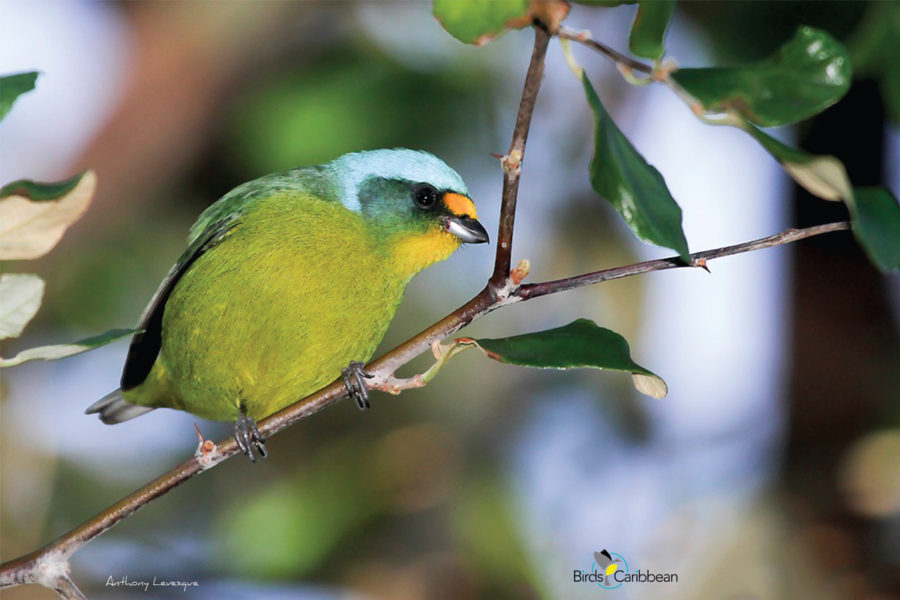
[490,25,551,291]
[0,23,854,596]
[518,221,851,300]
[557,26,654,75]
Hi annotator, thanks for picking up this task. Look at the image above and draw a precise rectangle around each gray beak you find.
[444,215,490,244]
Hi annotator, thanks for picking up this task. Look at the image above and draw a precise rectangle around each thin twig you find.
[518,222,851,300]
[490,25,551,291]
[558,26,653,75]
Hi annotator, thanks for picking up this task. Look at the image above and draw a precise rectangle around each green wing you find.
[120,213,241,389]
[120,169,333,390]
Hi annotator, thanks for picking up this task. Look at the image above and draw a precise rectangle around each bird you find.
[86,149,489,461]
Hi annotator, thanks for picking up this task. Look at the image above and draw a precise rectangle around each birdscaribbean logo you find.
[572,549,679,589]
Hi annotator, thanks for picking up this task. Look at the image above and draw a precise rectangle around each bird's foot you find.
[342,361,374,410]
[234,414,267,463]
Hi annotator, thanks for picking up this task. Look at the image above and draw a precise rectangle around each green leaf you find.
[0,328,137,368]
[0,170,96,259]
[0,71,39,122]
[461,319,668,398]
[218,440,377,577]
[743,124,851,202]
[0,273,44,340]
[433,0,531,45]
[451,478,546,592]
[0,171,85,200]
[673,26,851,127]
[629,0,675,60]
[582,72,690,261]
[846,187,900,272]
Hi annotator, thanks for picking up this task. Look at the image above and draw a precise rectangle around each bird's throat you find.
[388,229,461,279]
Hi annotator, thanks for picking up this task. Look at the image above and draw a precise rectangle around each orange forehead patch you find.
[443,192,477,219]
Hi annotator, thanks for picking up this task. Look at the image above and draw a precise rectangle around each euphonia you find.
[87,149,488,460]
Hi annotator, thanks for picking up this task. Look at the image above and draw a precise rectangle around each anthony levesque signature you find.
[105,575,199,592]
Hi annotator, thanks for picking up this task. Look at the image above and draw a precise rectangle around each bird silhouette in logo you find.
[594,549,625,587]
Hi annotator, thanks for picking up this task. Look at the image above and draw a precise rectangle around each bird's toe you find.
[234,414,267,462]
[342,361,374,410]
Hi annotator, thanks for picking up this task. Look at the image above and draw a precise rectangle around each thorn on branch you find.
[692,257,711,273]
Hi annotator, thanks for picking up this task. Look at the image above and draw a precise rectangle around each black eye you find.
[413,184,438,210]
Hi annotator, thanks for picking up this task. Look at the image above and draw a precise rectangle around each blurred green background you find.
[1,1,899,599]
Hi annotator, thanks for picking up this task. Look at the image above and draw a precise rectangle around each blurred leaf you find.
[846,0,897,76]
[673,26,852,127]
[459,318,667,398]
[743,124,850,202]
[582,72,690,261]
[0,71,38,122]
[846,1,900,123]
[451,478,544,591]
[629,0,675,60]
[0,171,96,260]
[0,273,44,340]
[228,57,484,173]
[433,0,531,45]
[839,429,900,518]
[0,328,137,368]
[846,187,900,272]
[218,441,377,578]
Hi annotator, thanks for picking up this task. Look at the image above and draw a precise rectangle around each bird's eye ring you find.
[413,184,438,210]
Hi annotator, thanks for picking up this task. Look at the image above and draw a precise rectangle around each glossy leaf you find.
[744,125,850,202]
[582,72,690,261]
[0,71,38,122]
[0,170,96,259]
[0,273,44,340]
[673,27,851,127]
[433,0,531,45]
[0,328,137,368]
[846,187,900,272]
[460,319,667,398]
[629,0,675,60]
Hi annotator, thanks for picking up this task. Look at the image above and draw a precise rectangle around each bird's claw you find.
[342,361,374,410]
[234,414,267,463]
